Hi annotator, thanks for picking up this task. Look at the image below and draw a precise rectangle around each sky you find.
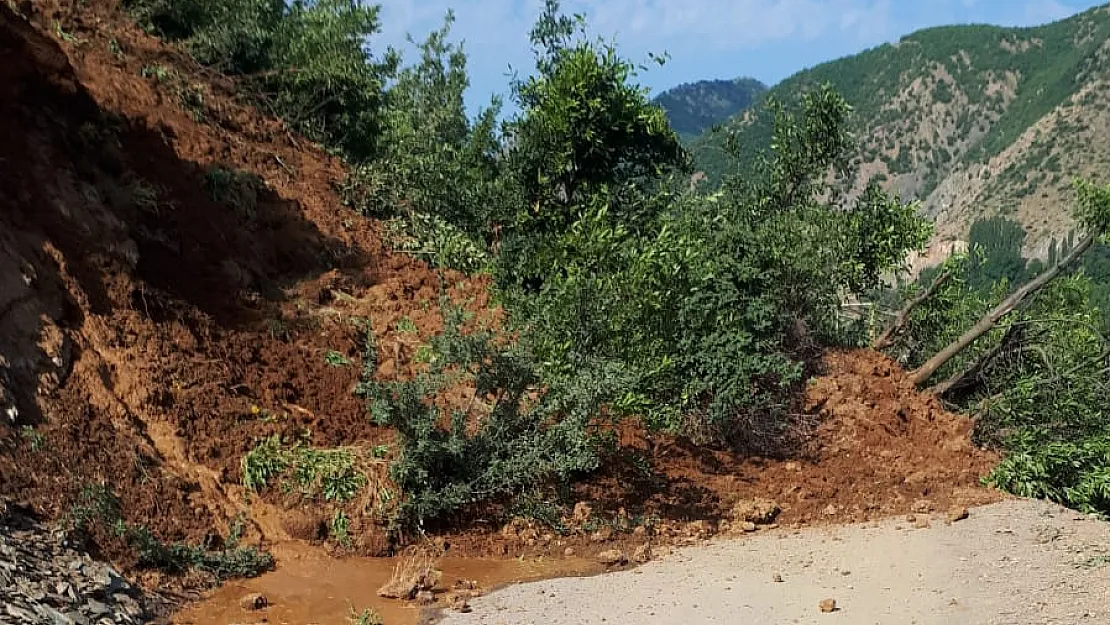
[375,0,1108,116]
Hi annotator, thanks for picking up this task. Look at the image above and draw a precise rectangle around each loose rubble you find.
[1,503,161,625]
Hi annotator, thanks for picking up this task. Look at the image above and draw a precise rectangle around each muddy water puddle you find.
[174,542,602,625]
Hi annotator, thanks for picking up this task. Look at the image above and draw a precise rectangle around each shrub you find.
[357,305,618,530]
[65,484,273,580]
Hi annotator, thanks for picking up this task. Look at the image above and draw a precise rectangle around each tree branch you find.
[910,230,1097,387]
[872,269,952,351]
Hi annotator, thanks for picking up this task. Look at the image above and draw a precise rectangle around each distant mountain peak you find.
[653,77,767,141]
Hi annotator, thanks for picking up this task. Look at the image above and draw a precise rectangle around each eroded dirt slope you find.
[0,0,489,570]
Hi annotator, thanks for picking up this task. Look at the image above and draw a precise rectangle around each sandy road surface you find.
[437,499,1110,625]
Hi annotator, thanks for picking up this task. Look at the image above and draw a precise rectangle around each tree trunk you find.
[909,231,1097,386]
[872,270,952,351]
[929,323,1028,398]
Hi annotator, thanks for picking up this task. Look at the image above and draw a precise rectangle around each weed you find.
[108,38,124,59]
[324,350,352,367]
[394,317,418,335]
[124,175,172,215]
[241,436,377,503]
[241,435,289,492]
[180,84,207,121]
[330,510,351,547]
[64,484,273,581]
[52,21,80,44]
[140,64,173,82]
[412,344,434,364]
[268,318,291,342]
[205,166,263,215]
[348,608,383,625]
[20,425,45,452]
[1078,554,1110,569]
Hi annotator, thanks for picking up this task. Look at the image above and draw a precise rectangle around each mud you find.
[174,542,603,625]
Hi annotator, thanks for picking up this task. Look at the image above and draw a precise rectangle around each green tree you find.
[498,0,689,288]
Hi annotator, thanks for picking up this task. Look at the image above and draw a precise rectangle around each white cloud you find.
[378,0,901,63]
[376,0,901,108]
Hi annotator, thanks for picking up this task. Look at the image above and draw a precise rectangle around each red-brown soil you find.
[0,0,488,571]
[0,0,1002,603]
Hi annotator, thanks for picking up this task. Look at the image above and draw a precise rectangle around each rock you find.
[685,520,710,537]
[415,590,436,605]
[0,507,159,625]
[572,501,593,525]
[563,547,576,557]
[377,565,441,600]
[597,549,628,566]
[772,573,784,583]
[447,593,471,613]
[741,522,758,533]
[730,498,782,525]
[632,544,652,563]
[238,593,268,610]
[823,504,838,516]
[85,599,111,616]
[911,499,933,514]
[819,598,838,613]
[590,527,614,543]
[914,515,931,529]
[947,506,970,523]
[7,604,38,621]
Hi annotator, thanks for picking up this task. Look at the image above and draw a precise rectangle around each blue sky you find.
[376,0,1108,116]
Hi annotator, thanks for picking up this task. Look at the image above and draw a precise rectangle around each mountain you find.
[653,77,767,140]
[690,5,1110,266]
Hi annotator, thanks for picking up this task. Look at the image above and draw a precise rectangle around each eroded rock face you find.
[1,503,162,624]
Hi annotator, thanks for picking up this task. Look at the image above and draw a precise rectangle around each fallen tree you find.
[905,180,1110,388]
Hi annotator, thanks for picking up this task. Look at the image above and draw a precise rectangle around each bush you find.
[124,0,396,161]
[356,306,619,529]
[65,484,273,581]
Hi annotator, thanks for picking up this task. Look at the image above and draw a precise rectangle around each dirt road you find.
[437,499,1110,625]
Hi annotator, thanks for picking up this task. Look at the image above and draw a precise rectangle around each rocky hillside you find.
[652,77,766,141]
[690,4,1110,265]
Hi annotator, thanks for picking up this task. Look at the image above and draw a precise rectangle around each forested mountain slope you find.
[691,4,1110,264]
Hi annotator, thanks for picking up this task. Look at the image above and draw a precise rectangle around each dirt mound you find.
[435,349,1001,560]
[0,0,488,572]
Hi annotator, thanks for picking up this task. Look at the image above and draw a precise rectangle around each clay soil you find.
[0,0,1002,611]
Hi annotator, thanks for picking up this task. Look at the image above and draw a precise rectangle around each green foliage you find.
[879,181,1110,515]
[500,0,688,260]
[652,77,767,140]
[123,0,397,161]
[241,436,369,503]
[19,425,45,452]
[349,607,384,625]
[503,76,928,447]
[338,12,509,271]
[65,484,273,580]
[966,216,1029,291]
[357,305,613,529]
[688,6,1110,195]
[324,350,352,367]
[205,165,263,214]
